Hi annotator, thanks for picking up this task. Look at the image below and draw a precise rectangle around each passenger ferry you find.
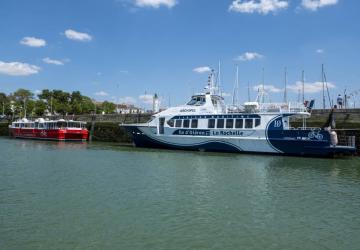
[122,72,356,157]
[9,118,88,141]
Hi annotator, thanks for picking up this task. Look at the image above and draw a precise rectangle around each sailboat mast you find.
[322,64,326,109]
[302,70,305,104]
[262,68,265,104]
[217,61,221,95]
[284,67,287,103]
[232,65,239,106]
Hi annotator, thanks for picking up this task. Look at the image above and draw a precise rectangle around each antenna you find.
[247,81,250,102]
[283,67,287,103]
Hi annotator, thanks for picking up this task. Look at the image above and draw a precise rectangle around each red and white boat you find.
[9,118,89,141]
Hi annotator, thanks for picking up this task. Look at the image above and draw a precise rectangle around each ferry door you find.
[159,117,165,134]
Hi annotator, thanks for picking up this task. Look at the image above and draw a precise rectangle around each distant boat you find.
[9,118,88,141]
[121,71,356,157]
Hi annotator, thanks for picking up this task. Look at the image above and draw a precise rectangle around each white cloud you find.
[253,84,283,93]
[120,96,137,104]
[64,29,92,42]
[288,81,336,94]
[139,94,154,104]
[235,52,264,61]
[0,61,41,76]
[94,91,109,96]
[301,0,338,11]
[34,90,42,95]
[316,49,324,53]
[193,66,211,73]
[135,0,177,8]
[229,0,289,14]
[42,57,64,65]
[20,37,46,47]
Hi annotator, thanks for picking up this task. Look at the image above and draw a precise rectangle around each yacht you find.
[121,72,356,157]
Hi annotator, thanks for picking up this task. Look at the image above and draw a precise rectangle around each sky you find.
[1,0,360,109]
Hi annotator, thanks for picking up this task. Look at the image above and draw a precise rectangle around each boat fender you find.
[330,131,338,146]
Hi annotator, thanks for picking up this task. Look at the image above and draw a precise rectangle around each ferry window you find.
[235,119,243,128]
[195,97,205,106]
[226,119,234,129]
[175,120,182,128]
[167,119,174,127]
[255,118,261,127]
[39,123,44,129]
[245,119,253,128]
[217,119,224,128]
[58,121,66,128]
[183,119,190,128]
[187,97,197,105]
[208,119,215,128]
[191,119,198,128]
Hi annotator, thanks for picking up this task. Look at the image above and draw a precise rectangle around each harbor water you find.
[0,138,360,249]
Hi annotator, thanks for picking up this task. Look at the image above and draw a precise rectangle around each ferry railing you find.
[258,102,307,113]
[289,127,322,130]
[338,135,356,147]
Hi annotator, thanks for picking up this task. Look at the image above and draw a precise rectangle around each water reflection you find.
[13,138,88,151]
[265,155,360,183]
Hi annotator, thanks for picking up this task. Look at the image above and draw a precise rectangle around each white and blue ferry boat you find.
[122,72,356,157]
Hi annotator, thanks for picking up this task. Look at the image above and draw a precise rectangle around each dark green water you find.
[1,138,360,250]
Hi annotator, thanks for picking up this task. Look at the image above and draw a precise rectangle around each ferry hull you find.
[124,125,356,157]
[9,128,88,141]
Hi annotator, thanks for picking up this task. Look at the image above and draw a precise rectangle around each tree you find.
[0,92,11,116]
[52,90,71,115]
[10,89,34,117]
[101,101,116,114]
[34,100,47,116]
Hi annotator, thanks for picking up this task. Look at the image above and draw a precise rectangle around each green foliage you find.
[101,101,116,114]
[2,88,118,116]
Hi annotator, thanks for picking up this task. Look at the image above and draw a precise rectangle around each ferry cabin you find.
[11,120,87,130]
